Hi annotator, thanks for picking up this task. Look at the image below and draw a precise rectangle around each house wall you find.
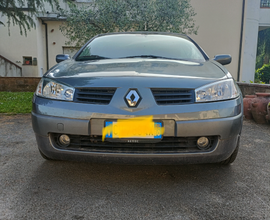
[36,19,46,77]
[1,0,269,82]
[240,0,260,83]
[0,18,71,77]
[45,21,73,69]
[190,0,243,80]
[0,16,40,77]
[0,56,22,77]
[240,0,270,82]
[259,8,270,26]
[0,1,71,77]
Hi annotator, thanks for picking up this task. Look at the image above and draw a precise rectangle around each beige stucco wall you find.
[0,16,39,77]
[190,0,243,80]
[45,21,71,68]
[0,0,72,77]
[0,17,72,76]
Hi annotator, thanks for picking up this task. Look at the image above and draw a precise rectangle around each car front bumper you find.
[32,95,243,164]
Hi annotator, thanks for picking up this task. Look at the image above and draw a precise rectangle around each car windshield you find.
[76,34,206,62]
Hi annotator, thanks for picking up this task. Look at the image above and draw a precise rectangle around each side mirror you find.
[213,54,232,65]
[56,54,70,63]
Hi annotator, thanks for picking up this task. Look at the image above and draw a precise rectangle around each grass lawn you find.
[0,92,33,114]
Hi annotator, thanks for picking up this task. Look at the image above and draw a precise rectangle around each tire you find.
[38,149,54,160]
[219,136,240,165]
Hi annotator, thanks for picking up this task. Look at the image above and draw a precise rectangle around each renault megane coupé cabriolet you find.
[32,32,243,164]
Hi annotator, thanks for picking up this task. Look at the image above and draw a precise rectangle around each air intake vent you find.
[51,133,218,154]
[151,88,194,105]
[74,88,116,105]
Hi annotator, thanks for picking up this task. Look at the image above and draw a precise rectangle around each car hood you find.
[45,58,229,89]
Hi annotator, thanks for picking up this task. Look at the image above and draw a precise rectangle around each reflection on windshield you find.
[77,34,205,62]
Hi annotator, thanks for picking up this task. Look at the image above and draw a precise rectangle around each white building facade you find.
[241,0,270,82]
[0,0,269,82]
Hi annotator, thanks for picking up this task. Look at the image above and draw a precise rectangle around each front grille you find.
[51,134,218,154]
[151,88,194,105]
[74,88,116,104]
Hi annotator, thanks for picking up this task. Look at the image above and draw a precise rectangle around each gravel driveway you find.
[0,114,269,220]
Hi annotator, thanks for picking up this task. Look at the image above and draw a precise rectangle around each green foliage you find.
[60,0,198,47]
[256,28,270,69]
[253,71,261,83]
[249,79,265,84]
[256,63,270,84]
[256,53,265,70]
[0,0,63,35]
[0,92,33,114]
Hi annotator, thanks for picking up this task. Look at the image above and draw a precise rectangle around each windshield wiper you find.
[76,55,110,61]
[120,55,176,60]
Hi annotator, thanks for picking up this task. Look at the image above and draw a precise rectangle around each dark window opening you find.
[23,56,32,65]
[261,0,270,7]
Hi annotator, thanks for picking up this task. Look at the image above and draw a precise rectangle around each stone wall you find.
[0,77,41,92]
[237,83,270,97]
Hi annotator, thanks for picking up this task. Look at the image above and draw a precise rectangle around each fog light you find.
[59,134,70,146]
[197,137,210,149]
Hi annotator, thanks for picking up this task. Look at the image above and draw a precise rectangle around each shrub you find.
[256,63,270,84]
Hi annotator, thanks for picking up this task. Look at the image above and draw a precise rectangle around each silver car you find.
[32,32,243,164]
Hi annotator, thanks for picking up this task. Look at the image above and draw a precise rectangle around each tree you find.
[60,0,198,47]
[256,28,270,69]
[0,0,62,35]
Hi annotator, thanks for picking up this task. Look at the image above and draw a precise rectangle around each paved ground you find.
[0,114,269,220]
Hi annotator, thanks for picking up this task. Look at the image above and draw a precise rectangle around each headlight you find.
[195,79,239,102]
[35,78,75,101]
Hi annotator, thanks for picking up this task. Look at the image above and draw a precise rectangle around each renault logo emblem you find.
[125,89,142,107]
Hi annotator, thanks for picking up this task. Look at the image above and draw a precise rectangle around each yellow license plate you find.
[102,116,164,141]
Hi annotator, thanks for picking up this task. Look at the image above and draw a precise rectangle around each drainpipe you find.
[237,0,246,81]
[42,20,49,71]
